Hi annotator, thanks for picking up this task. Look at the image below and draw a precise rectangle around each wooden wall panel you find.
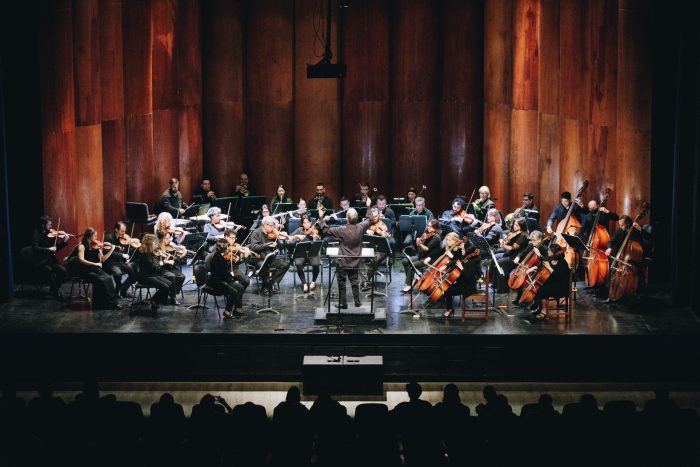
[390,0,438,199]
[484,0,513,106]
[178,0,202,108]
[153,109,180,184]
[123,0,152,116]
[42,131,78,236]
[438,0,484,212]
[75,125,104,234]
[125,114,154,208]
[202,0,245,195]
[246,0,294,200]
[560,118,588,198]
[293,0,340,204]
[538,113,562,213]
[512,0,539,111]
[538,0,559,115]
[509,109,539,209]
[178,108,203,201]
[341,0,390,198]
[483,103,512,207]
[616,128,650,216]
[589,0,617,126]
[152,0,178,111]
[559,0,591,121]
[99,0,124,121]
[73,0,102,126]
[102,119,126,225]
[586,124,614,207]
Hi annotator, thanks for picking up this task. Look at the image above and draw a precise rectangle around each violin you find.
[90,241,113,250]
[267,230,290,240]
[476,221,495,235]
[213,221,244,232]
[367,221,390,238]
[417,231,435,243]
[304,226,319,240]
[223,245,240,263]
[117,233,141,249]
[162,243,194,260]
[47,229,75,238]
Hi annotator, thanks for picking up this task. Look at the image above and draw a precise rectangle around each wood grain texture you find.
[484,0,513,106]
[559,0,591,121]
[560,118,588,199]
[177,0,202,108]
[178,107,203,201]
[483,103,511,208]
[538,113,562,213]
[73,0,102,126]
[153,109,180,185]
[538,0,559,115]
[125,114,154,207]
[509,109,539,209]
[123,0,152,116]
[588,0,617,126]
[512,0,539,111]
[152,0,178,111]
[102,119,126,225]
[99,0,124,121]
[75,124,104,234]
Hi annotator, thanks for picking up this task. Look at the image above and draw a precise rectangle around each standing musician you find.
[134,234,178,313]
[510,230,547,305]
[104,221,137,298]
[401,220,443,293]
[375,195,396,223]
[221,227,252,295]
[155,230,186,301]
[488,217,529,293]
[546,191,587,234]
[317,207,372,309]
[270,184,293,210]
[156,178,186,217]
[32,215,69,300]
[604,215,651,301]
[309,182,333,210]
[362,206,395,290]
[352,182,375,208]
[234,173,252,197]
[577,200,618,239]
[155,212,188,244]
[435,233,482,318]
[73,228,121,310]
[289,215,322,293]
[526,243,570,320]
[248,216,290,296]
[475,208,504,247]
[193,179,217,205]
[402,197,435,249]
[207,238,246,319]
[471,186,496,221]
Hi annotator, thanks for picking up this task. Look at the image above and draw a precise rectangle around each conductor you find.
[318,207,371,309]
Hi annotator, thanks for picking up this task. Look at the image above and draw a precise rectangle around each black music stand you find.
[399,251,424,317]
[322,248,376,331]
[271,202,294,215]
[255,251,280,314]
[363,235,392,298]
[389,204,413,219]
[522,209,542,232]
[561,233,587,301]
[399,215,428,252]
[236,196,267,226]
[466,232,503,310]
[126,202,157,227]
[185,232,209,266]
[292,241,323,300]
[183,203,202,218]
[213,196,238,212]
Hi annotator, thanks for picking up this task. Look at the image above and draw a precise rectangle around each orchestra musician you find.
[546,191,587,234]
[475,208,504,247]
[375,195,396,223]
[352,182,374,208]
[156,178,186,217]
[155,212,188,244]
[577,200,618,239]
[317,207,372,309]
[441,197,476,236]
[289,215,322,292]
[362,206,395,291]
[156,230,186,300]
[32,215,69,300]
[336,197,351,217]
[471,186,496,221]
[401,220,443,293]
[248,216,290,296]
[437,233,482,318]
[72,227,121,310]
[510,230,547,305]
[604,215,651,302]
[250,204,271,231]
[203,207,225,244]
[234,173,252,197]
[134,234,178,313]
[309,182,333,210]
[403,197,435,249]
[505,192,539,230]
[221,227,251,295]
[103,221,137,298]
[193,179,217,205]
[406,187,418,205]
[207,238,246,319]
[488,217,529,293]
[270,184,293,211]
[290,198,309,218]
[526,243,570,320]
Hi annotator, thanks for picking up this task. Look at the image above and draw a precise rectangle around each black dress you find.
[135,251,176,304]
[206,253,244,311]
[77,247,117,309]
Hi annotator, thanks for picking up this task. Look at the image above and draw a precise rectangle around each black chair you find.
[193,253,224,319]
[128,264,156,309]
[18,246,48,293]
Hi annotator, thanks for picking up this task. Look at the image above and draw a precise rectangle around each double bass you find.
[555,180,589,267]
[608,203,649,302]
[584,188,612,287]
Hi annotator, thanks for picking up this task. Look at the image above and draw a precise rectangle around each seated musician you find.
[441,197,476,235]
[288,197,308,219]
[406,187,418,206]
[221,227,251,295]
[527,243,570,320]
[375,195,396,223]
[577,200,618,239]
[155,212,188,244]
[401,219,443,293]
[437,233,481,318]
[248,216,290,296]
[156,178,186,217]
[475,208,504,247]
[270,184,293,211]
[156,230,186,300]
[471,186,496,221]
[510,230,547,305]
[250,204,271,231]
[361,207,395,291]
[546,191,587,234]
[604,215,652,301]
[203,207,225,244]
[288,215,322,293]
[336,196,351,218]
[233,173,252,197]
[104,221,137,298]
[193,178,216,205]
[403,196,435,249]
[207,238,246,319]
[488,217,529,293]
[310,182,333,210]
[72,227,121,310]
[134,234,178,312]
[505,192,540,231]
[32,215,69,300]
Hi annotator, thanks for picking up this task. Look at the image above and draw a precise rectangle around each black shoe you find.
[334,303,348,309]
[169,298,180,306]
[119,290,131,299]
[354,300,362,307]
[261,288,272,297]
[149,300,159,313]
[361,283,372,291]
[111,303,123,310]
[223,310,233,319]
[529,302,539,311]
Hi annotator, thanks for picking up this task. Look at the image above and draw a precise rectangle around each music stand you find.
[185,232,209,266]
[389,204,413,219]
[292,241,323,300]
[237,196,267,225]
[363,235,392,298]
[255,251,280,314]
[213,196,238,212]
[466,232,503,310]
[323,248,376,332]
[399,251,424,317]
[399,214,428,241]
[271,202,295,215]
[183,203,202,218]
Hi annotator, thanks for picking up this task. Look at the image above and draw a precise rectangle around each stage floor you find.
[1,264,696,336]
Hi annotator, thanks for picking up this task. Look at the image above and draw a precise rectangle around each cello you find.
[518,247,566,305]
[507,234,552,290]
[608,203,649,302]
[584,188,612,287]
[424,247,480,303]
[555,180,589,267]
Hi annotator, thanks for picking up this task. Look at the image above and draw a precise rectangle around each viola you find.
[608,203,649,302]
[584,188,612,288]
[477,221,495,235]
[267,230,289,240]
[223,247,239,263]
[417,231,435,243]
[118,233,141,249]
[367,221,390,238]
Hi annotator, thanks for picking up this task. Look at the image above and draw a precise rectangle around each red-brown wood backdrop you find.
[40,0,651,235]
